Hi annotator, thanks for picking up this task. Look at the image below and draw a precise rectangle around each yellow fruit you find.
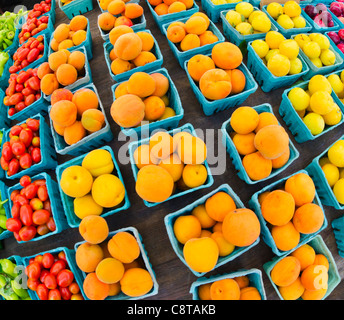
[252,39,269,58]
[294,34,311,49]
[283,1,301,18]
[292,16,306,28]
[236,22,254,35]
[311,57,323,68]
[308,75,332,95]
[322,104,342,126]
[267,53,290,77]
[265,31,285,49]
[60,165,93,198]
[313,33,330,50]
[74,194,103,219]
[333,178,344,204]
[251,13,271,33]
[310,91,335,115]
[288,87,310,111]
[249,10,265,24]
[226,10,245,27]
[303,113,325,135]
[328,140,344,167]
[279,39,299,59]
[235,2,254,18]
[266,2,283,19]
[322,163,340,187]
[327,74,344,96]
[82,149,114,177]
[320,49,336,66]
[277,14,294,29]
[289,58,302,75]
[303,42,321,59]
[265,49,279,62]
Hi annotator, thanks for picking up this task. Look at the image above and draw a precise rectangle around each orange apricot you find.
[51,88,73,106]
[210,279,240,300]
[64,121,86,145]
[127,72,156,98]
[205,191,236,222]
[108,231,140,264]
[150,73,170,97]
[69,15,88,31]
[149,131,175,160]
[284,173,316,207]
[154,3,169,15]
[199,68,232,100]
[240,287,262,300]
[199,30,218,46]
[72,88,99,116]
[54,23,70,42]
[230,69,246,94]
[271,222,300,252]
[168,1,186,13]
[124,3,144,19]
[79,215,109,244]
[230,106,259,134]
[108,0,126,15]
[96,258,125,284]
[137,31,155,51]
[50,100,77,127]
[198,283,212,300]
[109,25,134,45]
[242,151,272,181]
[292,203,324,234]
[167,25,186,43]
[120,268,154,297]
[180,33,200,51]
[56,64,78,86]
[83,272,110,300]
[185,16,208,35]
[255,112,279,133]
[81,109,105,133]
[301,264,328,291]
[212,42,243,70]
[176,134,207,165]
[67,50,86,72]
[313,254,329,271]
[191,204,216,229]
[291,244,316,271]
[114,33,142,61]
[133,144,159,169]
[279,277,305,300]
[158,153,184,182]
[132,51,157,67]
[234,276,249,289]
[111,58,134,75]
[187,54,216,82]
[270,256,301,287]
[75,242,104,273]
[232,132,256,155]
[173,215,202,244]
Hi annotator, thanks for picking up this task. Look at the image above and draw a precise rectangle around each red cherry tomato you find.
[56,269,74,288]
[19,128,34,148]
[31,147,41,163]
[27,278,40,291]
[19,225,36,241]
[48,288,61,300]
[7,158,20,176]
[44,273,57,290]
[58,251,67,263]
[19,153,33,170]
[39,269,49,283]
[2,145,13,162]
[32,209,50,225]
[14,194,29,206]
[34,254,43,265]
[10,190,20,202]
[11,141,26,156]
[60,286,72,300]
[37,185,48,202]
[24,183,38,199]
[69,282,80,295]
[26,118,40,131]
[6,217,22,232]
[50,260,66,276]
[36,283,49,300]
[19,204,33,226]
[46,217,56,232]
[25,261,41,280]
[37,224,49,236]
[19,175,31,187]
[11,203,20,219]
[42,252,54,269]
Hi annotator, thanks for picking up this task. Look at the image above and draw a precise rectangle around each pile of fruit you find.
[251,31,303,77]
[19,14,50,45]
[98,1,144,31]
[9,35,45,74]
[186,42,245,100]
[225,2,272,35]
[148,0,194,16]
[38,49,86,96]
[50,15,88,52]
[288,74,342,136]
[211,0,242,5]
[59,148,126,220]
[107,27,158,76]
[166,13,219,52]
[266,1,306,30]
[229,106,290,181]
[60,0,75,6]
[294,33,336,68]
[0,258,31,300]
[25,250,83,300]
[198,274,262,300]
[258,172,324,252]
[4,67,41,117]
[6,175,56,242]
[328,1,344,24]
[75,215,154,299]
[327,29,344,54]
[173,190,260,274]
[270,244,330,300]
[111,71,174,127]
[27,0,52,19]
[304,3,335,28]
[49,87,105,146]
[319,139,344,205]
[0,118,41,177]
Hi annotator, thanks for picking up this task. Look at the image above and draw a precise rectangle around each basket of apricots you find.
[185,42,258,116]
[264,235,341,300]
[190,268,266,300]
[104,26,163,82]
[59,0,93,20]
[75,216,158,300]
[38,46,92,101]
[111,69,184,137]
[48,84,113,156]
[249,171,327,256]
[146,0,199,32]
[128,123,214,207]
[163,13,224,68]
[221,104,299,184]
[56,146,130,228]
[49,15,92,59]
[164,184,260,276]
[98,1,146,41]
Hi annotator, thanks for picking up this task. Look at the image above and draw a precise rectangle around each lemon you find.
[320,49,336,66]
[248,10,264,24]
[289,58,303,75]
[322,163,340,187]
[252,39,269,58]
[310,91,335,115]
[329,140,344,167]
[265,31,285,49]
[265,49,279,61]
[292,16,306,28]
[288,87,310,111]
[322,104,342,126]
[279,39,299,59]
[333,179,344,204]
[308,75,332,95]
[267,53,290,77]
[283,1,301,17]
[277,14,294,29]
[310,57,323,68]
[312,34,330,50]
[266,2,283,19]
[235,2,254,18]
[252,13,271,32]
[226,10,245,27]
[327,74,344,95]
[303,113,325,135]
[236,22,254,35]
[294,34,311,49]
[303,41,321,59]
[309,33,318,41]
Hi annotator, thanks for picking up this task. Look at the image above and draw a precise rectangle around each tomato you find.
[42,252,54,269]
[58,251,67,263]
[19,153,32,169]
[11,141,26,156]
[30,198,43,210]
[19,175,31,187]
[37,224,49,236]
[24,183,38,199]
[10,125,23,137]
[44,273,57,290]
[56,269,74,288]
[26,118,40,131]
[32,209,50,225]
[0,157,9,171]
[46,217,56,232]
[43,200,51,213]
[31,147,41,163]
[25,261,41,280]
[37,185,48,202]
[36,283,49,300]
[19,128,33,148]
[20,204,33,226]
[69,282,80,295]
[11,203,20,219]
[7,158,20,176]
[2,144,13,162]
[6,218,22,232]
[39,269,49,283]
[13,231,21,242]
[27,278,40,291]
[48,288,61,300]
[50,260,66,276]
[60,286,72,300]
[14,194,29,206]
[19,225,36,241]
[71,293,84,300]
[31,136,40,147]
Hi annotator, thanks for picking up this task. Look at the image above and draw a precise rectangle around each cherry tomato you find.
[11,203,20,219]
[69,282,80,295]
[58,251,67,263]
[48,288,61,300]
[24,183,38,199]
[10,190,20,201]
[32,179,45,186]
[7,158,20,176]
[50,260,66,276]
[19,225,36,241]
[31,147,41,163]
[44,273,57,290]
[56,269,74,288]
[60,286,72,300]
[6,217,22,232]
[43,200,51,213]
[11,141,26,156]
[25,261,41,280]
[30,198,43,210]
[71,293,84,300]
[31,136,40,147]
[19,128,33,148]
[19,175,31,187]
[42,252,54,269]
[10,125,23,137]
[27,278,40,291]
[46,217,56,232]
[32,209,50,225]
[2,144,13,162]
[37,224,50,236]
[0,157,9,171]
[19,204,33,226]
[34,254,43,265]
[36,283,49,300]
[37,185,48,202]
[14,194,29,206]
[19,153,32,169]
[39,269,49,283]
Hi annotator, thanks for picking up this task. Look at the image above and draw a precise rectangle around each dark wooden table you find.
[1,0,343,300]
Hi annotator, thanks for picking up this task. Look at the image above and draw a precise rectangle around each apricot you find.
[185,16,207,35]
[127,72,156,98]
[98,12,116,31]
[271,222,300,251]
[50,100,77,127]
[205,191,236,222]
[302,287,327,300]
[222,208,260,247]
[54,23,70,43]
[199,31,218,46]
[148,0,163,5]
[191,204,216,229]
[232,132,256,155]
[149,131,175,159]
[108,231,140,264]
[230,106,259,134]
[199,68,231,100]
[210,231,235,256]
[154,3,169,15]
[314,254,329,271]
[108,0,126,15]
[110,94,145,128]
[292,203,324,234]
[83,272,110,300]
[114,33,142,61]
[291,244,316,271]
[68,50,85,72]
[74,194,103,219]
[133,51,157,67]
[53,121,65,136]
[183,237,219,273]
[37,62,52,80]
[79,215,109,244]
[301,264,328,291]
[115,16,134,28]
[60,165,93,198]
[191,12,210,27]
[133,144,159,169]
[284,173,316,207]
[109,48,117,61]
[70,15,88,31]
[198,283,211,300]
[75,242,104,273]
[111,58,134,75]
[212,222,222,233]
[99,0,113,10]
[135,165,174,202]
[261,190,295,226]
[210,279,240,300]
[270,256,301,287]
[200,230,212,238]
[150,73,169,97]
[58,39,73,51]
[271,147,290,169]
[168,1,186,13]
[234,276,249,289]
[96,258,125,284]
[124,3,144,19]
[242,151,272,181]
[120,268,154,297]
[108,282,121,296]
[158,153,184,182]
[180,33,200,51]
[212,42,243,70]
[230,69,246,95]
[72,88,99,116]
[255,112,279,133]
[173,215,202,244]
[48,51,68,72]
[56,64,78,86]
[182,164,207,188]
[64,121,86,145]
[137,31,155,51]
[51,88,73,105]
[177,134,207,165]
[109,25,134,45]
[187,54,216,82]
[240,287,261,300]
[50,38,59,52]
[279,277,305,300]
[114,81,128,98]
[258,191,270,205]
[81,109,105,133]
[167,25,186,44]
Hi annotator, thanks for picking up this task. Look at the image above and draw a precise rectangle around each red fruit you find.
[27,76,40,91]
[69,282,80,295]
[15,83,24,92]
[34,254,43,265]
[27,48,40,63]
[7,158,20,176]
[25,261,41,280]
[46,217,56,232]
[43,200,51,213]
[27,278,40,291]
[6,217,22,232]
[39,269,49,283]
[19,204,33,226]
[16,48,30,62]
[50,260,66,276]
[19,128,34,147]
[10,125,23,137]
[24,183,38,199]
[48,289,61,300]
[37,224,49,235]
[58,251,67,263]
[9,136,20,147]
[11,202,20,219]
[32,209,50,225]
[31,147,41,163]
[36,283,49,300]
[59,286,72,300]
[33,179,45,186]
[21,86,35,96]
[44,273,57,290]
[2,145,13,162]
[42,252,54,269]
[37,185,48,202]
[20,175,31,187]
[19,225,37,241]
[24,94,36,106]
[0,157,9,171]
[8,108,16,117]
[339,29,344,40]
[56,269,74,288]
[11,141,26,156]
[30,198,43,210]
[10,190,20,201]
[15,101,27,113]
[19,153,32,169]
[26,118,40,131]
[14,194,29,206]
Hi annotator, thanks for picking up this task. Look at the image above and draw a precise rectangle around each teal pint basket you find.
[7,172,69,244]
[128,123,214,208]
[189,268,266,300]
[104,29,163,82]
[0,89,10,129]
[164,184,260,277]
[56,145,130,228]
[162,17,225,69]
[74,227,159,300]
[59,0,93,19]
[248,170,328,256]
[249,0,260,6]
[332,215,344,258]
[0,180,12,241]
[221,103,300,185]
[263,235,340,300]
[111,68,184,139]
